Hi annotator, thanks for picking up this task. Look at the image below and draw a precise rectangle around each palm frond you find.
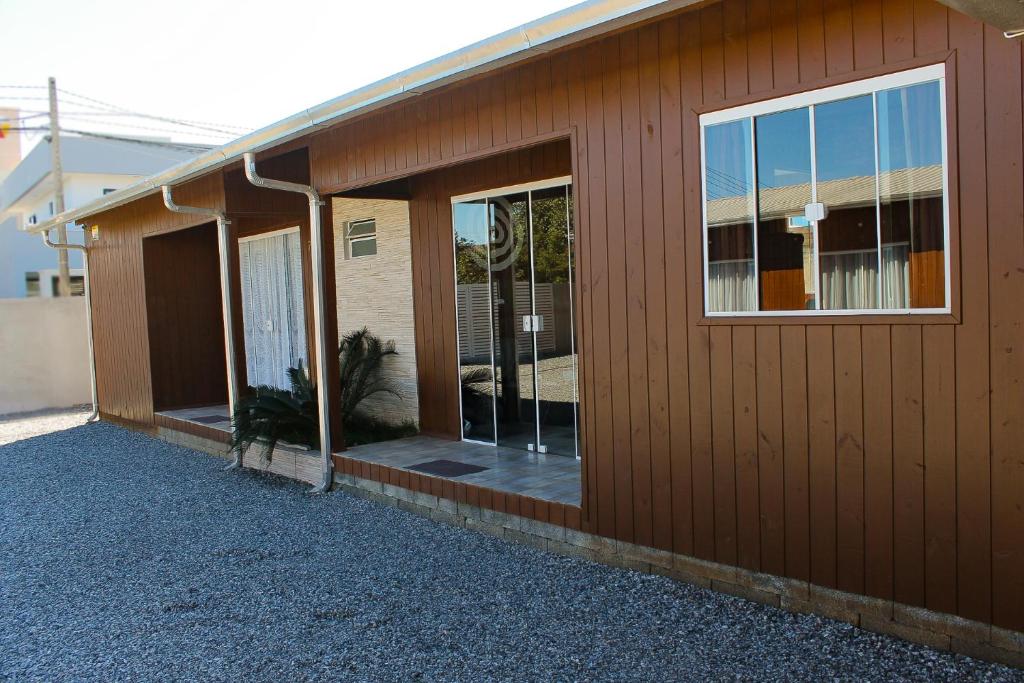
[230,329,407,461]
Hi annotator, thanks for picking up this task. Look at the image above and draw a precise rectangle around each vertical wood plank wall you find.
[81,0,1022,631]
[87,175,225,424]
[142,222,228,411]
[307,0,1024,630]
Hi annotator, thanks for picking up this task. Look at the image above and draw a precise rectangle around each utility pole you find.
[48,76,71,297]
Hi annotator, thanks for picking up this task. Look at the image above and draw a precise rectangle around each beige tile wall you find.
[333,198,419,425]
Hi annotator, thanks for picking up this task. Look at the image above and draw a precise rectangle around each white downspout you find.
[161,186,243,470]
[41,229,99,423]
[242,152,333,494]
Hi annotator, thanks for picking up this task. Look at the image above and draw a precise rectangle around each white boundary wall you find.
[0,298,91,415]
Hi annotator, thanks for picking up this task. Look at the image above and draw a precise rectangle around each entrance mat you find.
[189,415,232,425]
[406,459,489,478]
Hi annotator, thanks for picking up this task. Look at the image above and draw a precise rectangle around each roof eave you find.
[934,0,1024,34]
[22,0,703,234]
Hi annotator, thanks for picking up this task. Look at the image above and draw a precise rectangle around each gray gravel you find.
[1,416,1021,682]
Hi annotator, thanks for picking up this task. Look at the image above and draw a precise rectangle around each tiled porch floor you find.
[157,404,231,432]
[157,406,582,507]
[346,436,582,507]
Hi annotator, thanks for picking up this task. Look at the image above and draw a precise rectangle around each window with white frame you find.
[700,64,949,316]
[346,219,377,258]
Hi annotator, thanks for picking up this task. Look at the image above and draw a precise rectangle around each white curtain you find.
[239,231,307,390]
[708,260,756,312]
[881,244,910,309]
[820,250,878,310]
[818,245,910,310]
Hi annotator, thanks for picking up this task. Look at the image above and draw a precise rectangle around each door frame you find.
[450,175,578,456]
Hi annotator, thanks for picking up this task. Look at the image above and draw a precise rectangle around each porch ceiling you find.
[936,0,1024,34]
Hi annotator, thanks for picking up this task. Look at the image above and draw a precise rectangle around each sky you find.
[0,0,580,154]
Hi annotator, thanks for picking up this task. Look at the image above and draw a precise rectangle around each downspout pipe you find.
[161,186,242,470]
[242,152,333,494]
[41,229,99,423]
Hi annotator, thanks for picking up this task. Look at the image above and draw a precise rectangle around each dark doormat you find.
[407,459,489,477]
[190,415,231,425]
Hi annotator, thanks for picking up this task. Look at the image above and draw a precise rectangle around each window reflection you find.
[755,107,814,310]
[815,94,878,310]
[705,119,756,312]
[700,69,947,315]
[877,80,945,309]
[453,199,495,442]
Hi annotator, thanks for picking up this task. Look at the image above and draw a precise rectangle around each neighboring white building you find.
[0,133,209,298]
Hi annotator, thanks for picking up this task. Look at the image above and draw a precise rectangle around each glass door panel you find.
[453,179,579,458]
[488,192,537,451]
[453,199,495,443]
[530,184,577,457]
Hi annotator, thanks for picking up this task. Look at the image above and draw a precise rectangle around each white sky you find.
[0,0,579,152]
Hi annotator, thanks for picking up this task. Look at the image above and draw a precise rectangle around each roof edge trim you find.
[22,0,703,233]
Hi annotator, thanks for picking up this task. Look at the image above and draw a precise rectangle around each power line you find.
[4,125,212,153]
[57,114,236,140]
[0,85,251,138]
[57,87,251,135]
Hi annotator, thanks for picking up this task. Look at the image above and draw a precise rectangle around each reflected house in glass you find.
[22,0,1024,656]
[702,70,948,315]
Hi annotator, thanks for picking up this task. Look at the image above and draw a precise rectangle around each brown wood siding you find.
[403,142,573,438]
[86,174,225,424]
[305,0,1023,630]
[142,223,228,411]
[80,0,1023,632]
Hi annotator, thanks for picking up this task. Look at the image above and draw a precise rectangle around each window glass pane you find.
[704,119,756,312]
[25,273,39,297]
[815,94,879,310]
[348,220,376,238]
[877,80,945,309]
[531,184,577,458]
[350,237,377,258]
[489,192,536,450]
[453,200,495,443]
[756,107,815,310]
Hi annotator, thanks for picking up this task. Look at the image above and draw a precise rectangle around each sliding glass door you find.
[452,177,578,458]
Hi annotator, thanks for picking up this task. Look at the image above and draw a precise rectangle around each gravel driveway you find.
[1,413,1021,682]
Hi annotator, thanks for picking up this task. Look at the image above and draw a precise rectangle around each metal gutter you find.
[161,186,242,470]
[40,230,99,423]
[19,0,702,236]
[243,153,334,494]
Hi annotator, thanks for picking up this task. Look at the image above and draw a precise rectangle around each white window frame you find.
[346,218,377,258]
[699,63,951,318]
